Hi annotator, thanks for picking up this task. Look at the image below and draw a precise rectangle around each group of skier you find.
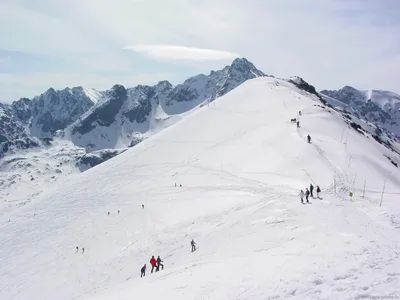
[140,239,197,277]
[299,184,321,204]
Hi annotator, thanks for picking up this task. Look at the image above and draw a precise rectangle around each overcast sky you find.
[1,0,399,102]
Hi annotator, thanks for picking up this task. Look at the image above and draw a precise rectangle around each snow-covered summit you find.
[2,76,399,300]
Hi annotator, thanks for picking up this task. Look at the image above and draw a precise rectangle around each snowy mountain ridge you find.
[320,87,400,138]
[0,58,266,210]
[67,57,266,151]
[2,76,400,300]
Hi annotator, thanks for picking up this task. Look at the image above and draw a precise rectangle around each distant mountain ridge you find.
[1,58,266,155]
[320,87,400,137]
[66,57,266,151]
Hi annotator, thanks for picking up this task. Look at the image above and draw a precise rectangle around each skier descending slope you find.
[307,134,311,143]
[310,184,314,198]
[150,256,157,273]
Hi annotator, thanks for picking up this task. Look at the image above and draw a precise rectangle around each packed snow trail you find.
[1,78,400,300]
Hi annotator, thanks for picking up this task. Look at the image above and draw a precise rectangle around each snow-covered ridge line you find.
[1,76,399,300]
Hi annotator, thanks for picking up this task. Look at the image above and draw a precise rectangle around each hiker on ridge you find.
[156,256,164,271]
[150,256,157,273]
[316,186,321,198]
[299,190,305,204]
[141,264,146,277]
[191,239,197,252]
[305,188,310,203]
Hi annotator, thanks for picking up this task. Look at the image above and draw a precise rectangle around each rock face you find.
[13,87,101,138]
[67,58,265,151]
[75,149,126,172]
[321,87,400,137]
[0,103,39,157]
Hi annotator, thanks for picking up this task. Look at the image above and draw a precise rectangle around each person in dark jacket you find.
[305,188,310,203]
[156,256,164,271]
[150,256,157,273]
[141,264,146,277]
[307,135,311,143]
[316,185,321,198]
[310,184,314,198]
[191,239,197,252]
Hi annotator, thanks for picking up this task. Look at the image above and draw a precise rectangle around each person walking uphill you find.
[310,184,314,198]
[316,185,321,198]
[191,239,197,252]
[299,190,305,204]
[150,256,157,273]
[305,188,310,203]
[141,264,146,277]
[156,256,164,272]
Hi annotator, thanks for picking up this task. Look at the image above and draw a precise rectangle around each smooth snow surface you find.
[2,78,400,300]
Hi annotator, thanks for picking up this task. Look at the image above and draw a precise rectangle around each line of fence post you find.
[380,179,386,207]
[362,180,366,199]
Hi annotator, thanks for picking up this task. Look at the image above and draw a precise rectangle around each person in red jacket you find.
[150,256,157,273]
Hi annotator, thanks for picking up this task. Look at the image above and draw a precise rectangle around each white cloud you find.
[123,45,239,61]
[1,0,400,100]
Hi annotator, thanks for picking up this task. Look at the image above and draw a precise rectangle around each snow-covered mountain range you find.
[67,57,265,150]
[2,75,400,300]
[2,57,400,215]
[0,58,266,209]
[320,87,400,138]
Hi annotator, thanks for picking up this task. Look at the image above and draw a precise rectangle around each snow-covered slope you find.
[2,77,400,300]
[0,140,127,214]
[321,87,400,137]
[67,58,266,151]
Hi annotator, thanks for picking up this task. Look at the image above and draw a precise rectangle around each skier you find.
[299,111,302,116]
[299,190,305,204]
[82,247,85,253]
[150,256,157,273]
[108,212,110,216]
[305,188,310,203]
[141,264,146,278]
[75,246,79,253]
[307,135,311,143]
[297,121,300,128]
[191,239,197,252]
[142,204,144,209]
[118,210,120,214]
[310,184,314,198]
[316,185,321,198]
[156,256,164,271]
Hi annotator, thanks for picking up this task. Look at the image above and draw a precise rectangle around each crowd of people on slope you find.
[140,240,197,278]
[299,184,321,204]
